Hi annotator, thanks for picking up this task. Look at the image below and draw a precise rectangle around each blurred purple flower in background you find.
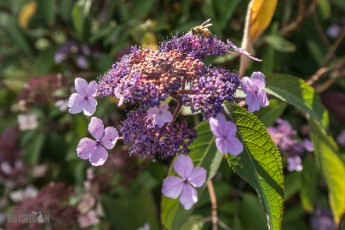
[209,113,243,155]
[311,208,337,230]
[241,72,269,112]
[326,24,341,39]
[162,154,206,210]
[55,40,91,69]
[287,156,303,172]
[337,130,345,146]
[68,78,97,116]
[147,104,173,128]
[77,117,119,166]
[268,119,314,172]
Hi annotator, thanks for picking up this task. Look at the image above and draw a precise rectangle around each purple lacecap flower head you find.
[147,104,173,128]
[77,117,119,166]
[227,40,262,61]
[241,71,269,112]
[68,78,97,116]
[337,130,345,146]
[182,66,240,120]
[137,223,150,230]
[209,113,243,155]
[311,208,337,230]
[287,156,303,172]
[120,109,196,158]
[162,154,206,210]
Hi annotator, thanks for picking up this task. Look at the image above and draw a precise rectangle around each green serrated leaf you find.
[310,119,345,224]
[224,102,284,230]
[161,122,223,230]
[265,74,329,128]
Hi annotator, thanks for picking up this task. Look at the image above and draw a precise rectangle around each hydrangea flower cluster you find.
[268,119,314,172]
[67,30,266,210]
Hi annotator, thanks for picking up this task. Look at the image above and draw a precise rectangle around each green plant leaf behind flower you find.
[265,74,329,128]
[310,118,345,225]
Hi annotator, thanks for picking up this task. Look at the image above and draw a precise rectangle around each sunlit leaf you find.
[310,119,345,224]
[225,102,284,230]
[18,1,37,30]
[265,74,329,128]
[249,0,278,41]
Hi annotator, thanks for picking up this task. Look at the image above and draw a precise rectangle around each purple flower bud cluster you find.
[268,119,314,172]
[55,40,93,70]
[120,109,196,158]
[159,33,230,60]
[97,47,207,108]
[182,67,240,119]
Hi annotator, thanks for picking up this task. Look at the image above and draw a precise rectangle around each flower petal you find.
[89,145,108,166]
[251,72,266,89]
[147,106,159,118]
[174,154,194,179]
[224,137,243,156]
[83,97,97,116]
[68,93,86,114]
[189,167,206,188]
[223,121,237,138]
[101,127,119,149]
[162,176,184,199]
[160,110,173,123]
[77,138,96,160]
[179,184,198,210]
[88,117,104,140]
[215,138,228,154]
[257,89,269,107]
[241,77,253,95]
[87,80,97,96]
[75,78,89,96]
[209,114,227,137]
[245,93,260,112]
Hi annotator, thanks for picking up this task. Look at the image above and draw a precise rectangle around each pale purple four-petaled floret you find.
[147,104,173,128]
[162,154,206,210]
[68,78,97,116]
[241,72,269,112]
[77,117,119,166]
[209,113,243,155]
